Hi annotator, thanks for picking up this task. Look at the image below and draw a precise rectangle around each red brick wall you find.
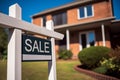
[67,0,113,24]
[70,31,79,59]
[33,15,52,26]
[104,27,111,48]
[33,17,41,26]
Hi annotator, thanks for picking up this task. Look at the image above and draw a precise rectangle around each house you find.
[32,0,120,59]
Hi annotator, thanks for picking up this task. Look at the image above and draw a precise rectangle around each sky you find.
[0,0,120,22]
[0,0,74,22]
[112,0,120,19]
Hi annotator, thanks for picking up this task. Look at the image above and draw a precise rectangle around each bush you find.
[58,50,73,60]
[0,27,8,60]
[93,66,107,74]
[101,57,120,72]
[78,46,110,68]
[109,46,120,65]
[100,57,120,78]
[100,58,116,70]
[0,50,7,60]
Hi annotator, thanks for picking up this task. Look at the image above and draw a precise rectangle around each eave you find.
[54,17,115,33]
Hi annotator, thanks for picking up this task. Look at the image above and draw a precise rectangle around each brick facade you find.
[70,31,79,59]
[33,17,41,26]
[67,1,113,24]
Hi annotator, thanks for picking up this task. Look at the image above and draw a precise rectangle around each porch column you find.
[101,24,106,46]
[66,29,70,50]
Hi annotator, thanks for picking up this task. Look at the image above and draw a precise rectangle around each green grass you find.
[0,60,95,80]
[0,60,7,80]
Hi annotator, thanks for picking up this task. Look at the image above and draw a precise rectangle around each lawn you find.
[0,60,95,80]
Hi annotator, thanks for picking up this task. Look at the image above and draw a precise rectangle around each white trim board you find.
[22,54,52,61]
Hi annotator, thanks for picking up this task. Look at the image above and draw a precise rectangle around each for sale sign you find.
[22,34,52,61]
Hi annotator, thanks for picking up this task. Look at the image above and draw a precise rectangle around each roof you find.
[32,0,94,18]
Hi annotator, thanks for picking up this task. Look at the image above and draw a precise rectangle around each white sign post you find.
[7,4,22,80]
[46,20,57,80]
[0,3,64,80]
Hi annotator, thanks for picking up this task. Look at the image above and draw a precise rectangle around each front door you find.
[80,31,95,50]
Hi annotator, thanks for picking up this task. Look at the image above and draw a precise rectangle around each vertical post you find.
[66,29,70,50]
[46,20,56,80]
[7,4,22,80]
[101,24,106,46]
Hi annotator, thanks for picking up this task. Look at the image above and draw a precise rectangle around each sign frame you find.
[22,34,52,61]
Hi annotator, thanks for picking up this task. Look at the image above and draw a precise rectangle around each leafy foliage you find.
[0,27,8,59]
[100,58,117,71]
[78,46,110,68]
[100,57,120,78]
[99,47,120,78]
[93,66,107,74]
[109,46,120,65]
[58,50,73,60]
[93,47,120,79]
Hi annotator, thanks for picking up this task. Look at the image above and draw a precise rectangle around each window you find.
[42,16,46,27]
[78,5,93,19]
[87,5,93,16]
[80,31,95,50]
[52,12,67,26]
[88,32,95,46]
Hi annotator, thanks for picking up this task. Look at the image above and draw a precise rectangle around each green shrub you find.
[100,57,120,72]
[109,47,120,65]
[1,50,7,60]
[58,50,73,60]
[93,66,107,74]
[95,47,120,78]
[99,57,120,79]
[78,46,110,68]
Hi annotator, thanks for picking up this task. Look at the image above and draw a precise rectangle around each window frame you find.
[78,5,94,19]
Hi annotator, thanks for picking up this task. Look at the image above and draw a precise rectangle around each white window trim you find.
[79,31,96,51]
[77,5,94,19]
